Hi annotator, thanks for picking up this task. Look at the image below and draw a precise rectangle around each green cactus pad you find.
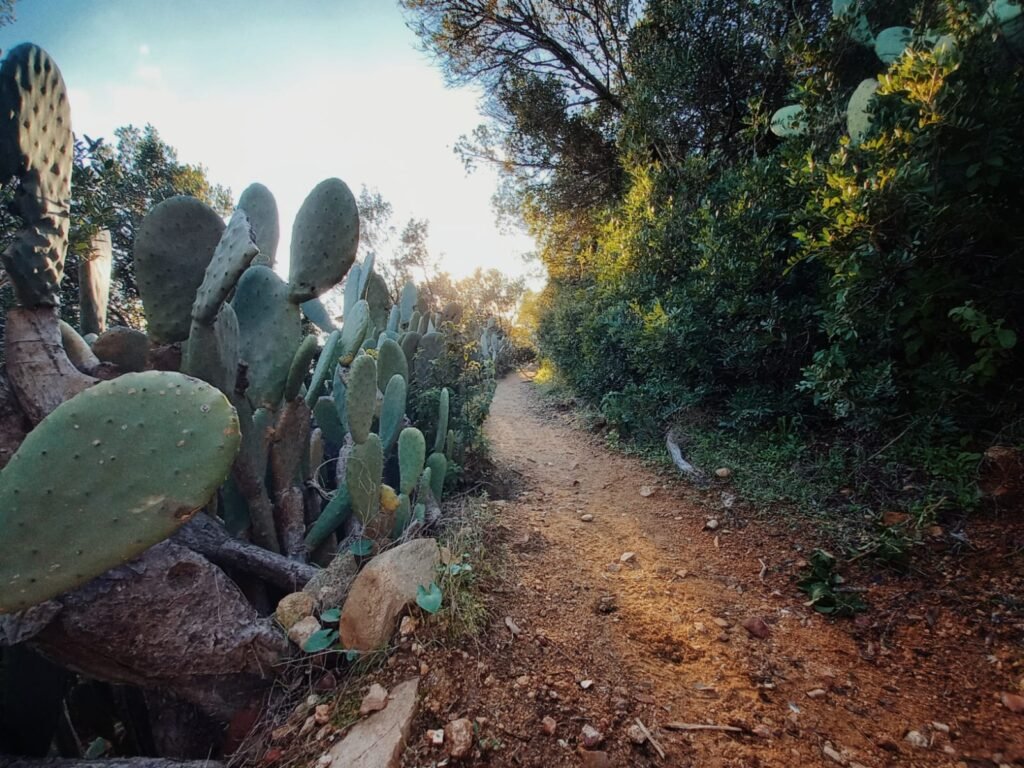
[347,433,383,526]
[398,427,426,496]
[308,427,324,482]
[332,366,349,435]
[399,282,417,324]
[232,265,301,408]
[364,271,390,333]
[400,331,422,367]
[445,429,456,458]
[0,371,241,613]
[134,196,225,342]
[304,330,342,408]
[339,299,370,365]
[284,334,319,402]
[192,209,260,326]
[357,252,376,296]
[182,303,240,394]
[387,306,400,333]
[313,396,347,446]
[390,493,412,539]
[0,45,73,308]
[417,313,430,335]
[847,79,879,146]
[304,485,351,551]
[770,105,806,138]
[380,374,407,453]
[287,178,359,304]
[79,230,112,336]
[426,452,447,503]
[418,466,433,503]
[434,388,450,454]
[408,311,421,335]
[377,339,409,391]
[92,326,150,372]
[346,354,377,444]
[237,182,280,268]
[301,297,337,334]
[874,26,913,64]
[343,262,363,317]
[59,321,100,372]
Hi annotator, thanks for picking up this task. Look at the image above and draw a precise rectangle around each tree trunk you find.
[27,542,287,721]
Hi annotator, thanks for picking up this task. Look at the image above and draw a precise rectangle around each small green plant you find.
[797,549,866,617]
[415,582,443,614]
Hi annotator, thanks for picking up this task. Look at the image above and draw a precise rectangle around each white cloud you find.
[138,43,150,56]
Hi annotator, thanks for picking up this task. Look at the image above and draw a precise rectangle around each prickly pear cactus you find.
[339,300,370,365]
[79,230,113,336]
[237,182,280,268]
[0,371,241,613]
[232,265,301,408]
[288,178,359,304]
[0,44,73,307]
[346,354,377,444]
[134,196,225,342]
[364,270,390,332]
[398,427,426,495]
[182,302,240,393]
[434,387,450,454]
[426,452,447,503]
[847,79,879,146]
[379,374,407,453]
[347,433,383,528]
[377,338,409,391]
[399,282,418,325]
[191,209,260,326]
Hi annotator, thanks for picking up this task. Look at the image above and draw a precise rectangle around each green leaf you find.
[416,582,443,614]
[303,628,338,653]
[997,327,1017,349]
[320,607,341,623]
[350,538,374,557]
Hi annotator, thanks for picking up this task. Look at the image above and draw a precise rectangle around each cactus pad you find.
[192,209,260,326]
[183,306,242,394]
[434,388,450,454]
[339,299,370,365]
[288,178,359,303]
[399,282,417,324]
[847,79,879,146]
[237,182,280,268]
[0,371,241,613]
[79,230,113,336]
[0,44,73,307]
[377,339,409,391]
[285,334,319,402]
[305,330,342,407]
[426,452,447,502]
[346,354,377,444]
[232,265,301,408]
[301,297,337,334]
[380,374,407,453]
[365,270,390,332]
[398,427,426,496]
[134,196,225,342]
[347,433,383,527]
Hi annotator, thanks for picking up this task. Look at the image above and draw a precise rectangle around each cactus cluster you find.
[0,43,481,623]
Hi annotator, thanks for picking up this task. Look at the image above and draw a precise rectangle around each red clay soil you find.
[394,372,1024,767]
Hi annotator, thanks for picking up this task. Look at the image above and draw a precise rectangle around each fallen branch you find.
[634,719,666,760]
[663,723,743,733]
[665,429,707,485]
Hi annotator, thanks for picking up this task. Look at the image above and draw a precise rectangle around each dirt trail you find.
[404,373,1023,767]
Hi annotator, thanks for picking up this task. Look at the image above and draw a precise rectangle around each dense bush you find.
[531,0,1024,516]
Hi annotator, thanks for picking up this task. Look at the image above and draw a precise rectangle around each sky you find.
[0,0,538,283]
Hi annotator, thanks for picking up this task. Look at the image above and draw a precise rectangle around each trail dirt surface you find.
[402,374,1024,767]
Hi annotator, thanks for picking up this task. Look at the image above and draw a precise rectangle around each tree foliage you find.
[405,0,1024,514]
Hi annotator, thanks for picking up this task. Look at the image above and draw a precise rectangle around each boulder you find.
[325,677,419,768]
[340,539,440,651]
[275,592,315,630]
[303,552,358,609]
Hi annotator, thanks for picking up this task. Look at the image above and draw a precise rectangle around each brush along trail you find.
[399,373,1023,766]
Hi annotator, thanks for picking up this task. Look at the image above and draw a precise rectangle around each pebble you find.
[542,716,557,736]
[580,679,594,690]
[806,688,827,699]
[705,519,719,531]
[713,617,731,628]
[627,723,647,745]
[580,725,604,748]
[426,728,444,746]
[904,730,929,748]
[445,718,474,759]
[620,551,636,563]
[399,615,418,636]
[715,467,733,479]
[822,742,844,764]
[419,661,430,676]
[314,704,331,725]
[580,514,594,522]
[742,616,771,639]
[359,683,388,715]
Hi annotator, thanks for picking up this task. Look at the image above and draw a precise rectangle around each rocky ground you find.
[264,372,1024,768]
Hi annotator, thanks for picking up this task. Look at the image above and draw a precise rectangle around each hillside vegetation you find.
[405,0,1024,536]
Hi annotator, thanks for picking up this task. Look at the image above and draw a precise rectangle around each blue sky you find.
[0,0,536,282]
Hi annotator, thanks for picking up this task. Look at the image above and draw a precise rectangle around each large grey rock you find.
[325,677,419,768]
[339,539,440,651]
